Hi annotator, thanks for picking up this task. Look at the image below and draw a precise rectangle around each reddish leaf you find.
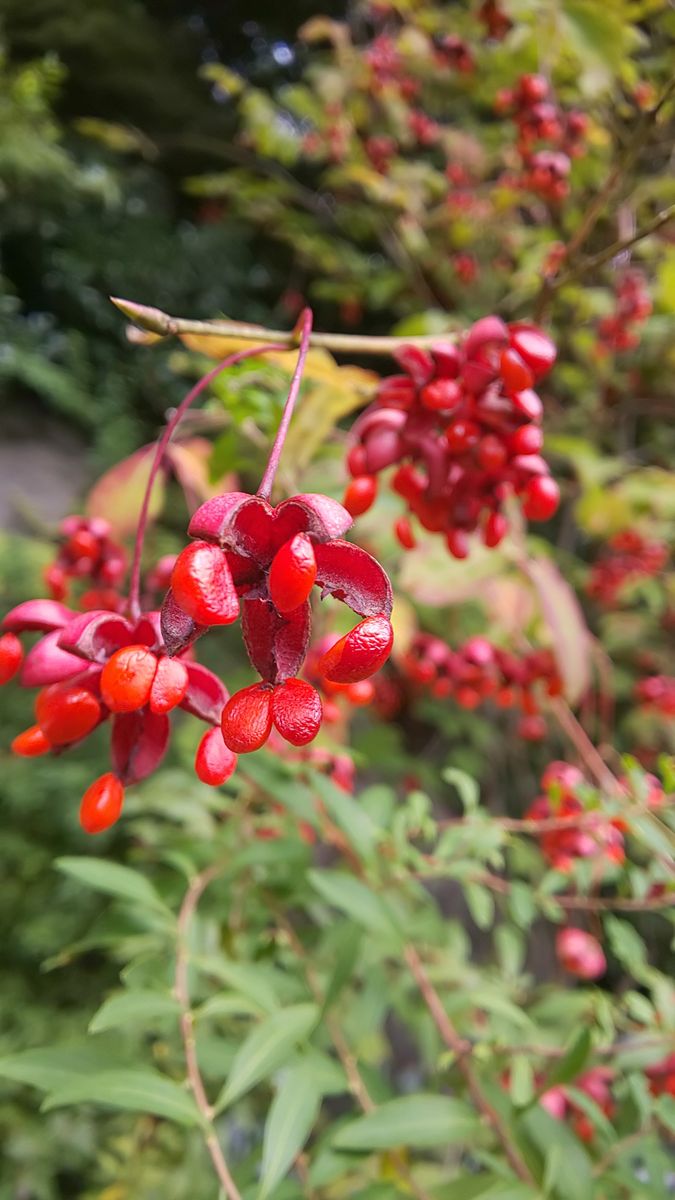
[314,541,393,618]
[110,710,170,784]
[86,445,166,538]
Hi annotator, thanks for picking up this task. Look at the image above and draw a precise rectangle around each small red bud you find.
[522,476,560,521]
[394,516,416,550]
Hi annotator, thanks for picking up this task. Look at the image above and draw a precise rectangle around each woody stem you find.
[127,341,286,621]
[257,307,314,502]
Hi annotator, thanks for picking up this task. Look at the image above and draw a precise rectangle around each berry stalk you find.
[257,307,314,502]
[127,341,286,620]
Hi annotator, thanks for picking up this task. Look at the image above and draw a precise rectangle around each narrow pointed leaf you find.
[215,1004,318,1111]
[259,1065,321,1199]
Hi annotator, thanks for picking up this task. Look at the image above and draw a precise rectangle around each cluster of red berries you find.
[495,74,588,202]
[344,316,559,557]
[586,529,668,607]
[1,600,234,834]
[525,762,626,874]
[162,490,394,756]
[597,268,652,354]
[397,633,561,739]
[478,0,512,40]
[44,516,127,611]
[635,674,675,718]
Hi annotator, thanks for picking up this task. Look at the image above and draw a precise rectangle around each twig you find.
[110,296,456,356]
[554,204,675,290]
[175,865,243,1200]
[403,945,537,1187]
[469,870,675,913]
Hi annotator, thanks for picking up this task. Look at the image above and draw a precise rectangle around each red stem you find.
[257,308,314,501]
[127,341,286,620]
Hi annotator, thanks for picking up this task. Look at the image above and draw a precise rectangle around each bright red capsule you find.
[171,541,240,626]
[195,727,238,785]
[268,534,317,614]
[0,632,23,684]
[221,683,273,753]
[319,615,394,684]
[100,645,158,713]
[79,773,124,835]
[149,656,189,714]
[35,683,102,746]
[272,678,322,746]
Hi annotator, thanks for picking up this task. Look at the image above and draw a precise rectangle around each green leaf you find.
[311,773,380,861]
[443,767,479,812]
[510,1055,535,1108]
[89,989,180,1033]
[259,1066,321,1199]
[545,1028,592,1090]
[321,923,362,1014]
[308,870,400,939]
[43,1069,201,1126]
[465,883,495,931]
[604,915,648,978]
[333,1094,477,1151]
[519,1106,593,1200]
[216,1004,319,1111]
[55,857,170,915]
[0,1041,124,1094]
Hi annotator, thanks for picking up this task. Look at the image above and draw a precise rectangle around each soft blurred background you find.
[1,1,674,1196]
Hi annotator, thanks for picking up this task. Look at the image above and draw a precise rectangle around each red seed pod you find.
[149,656,189,714]
[477,435,508,472]
[272,678,322,746]
[346,445,368,477]
[268,534,318,614]
[171,541,240,626]
[509,424,543,456]
[445,419,480,453]
[221,683,273,753]
[500,347,534,393]
[11,724,52,757]
[35,683,102,746]
[394,516,416,550]
[0,632,23,684]
[68,529,100,560]
[79,772,124,835]
[319,615,394,684]
[44,563,67,601]
[509,324,557,379]
[522,476,560,521]
[195,727,238,785]
[100,645,159,713]
[511,388,543,422]
[343,475,378,517]
[420,378,461,412]
[346,679,375,706]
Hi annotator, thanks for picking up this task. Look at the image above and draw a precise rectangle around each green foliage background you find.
[0,2,673,1198]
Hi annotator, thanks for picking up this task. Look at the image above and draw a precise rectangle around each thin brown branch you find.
[403,945,537,1187]
[110,296,455,356]
[175,865,243,1200]
[554,204,675,290]
[470,870,675,913]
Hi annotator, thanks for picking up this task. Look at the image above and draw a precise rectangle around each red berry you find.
[171,541,240,626]
[483,511,508,548]
[44,564,67,600]
[343,475,378,517]
[394,516,416,549]
[35,683,102,746]
[511,389,543,421]
[221,683,273,753]
[556,928,606,980]
[522,476,560,521]
[68,529,100,560]
[509,324,556,379]
[272,678,322,746]
[319,615,394,684]
[347,445,368,477]
[346,679,375,706]
[0,632,23,684]
[100,645,159,713]
[500,347,533,392]
[446,529,470,559]
[420,378,461,412]
[11,724,52,757]
[268,534,317,614]
[509,424,543,456]
[477,435,508,472]
[445,419,480,453]
[195,727,238,785]
[79,773,124,835]
[149,656,189,714]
